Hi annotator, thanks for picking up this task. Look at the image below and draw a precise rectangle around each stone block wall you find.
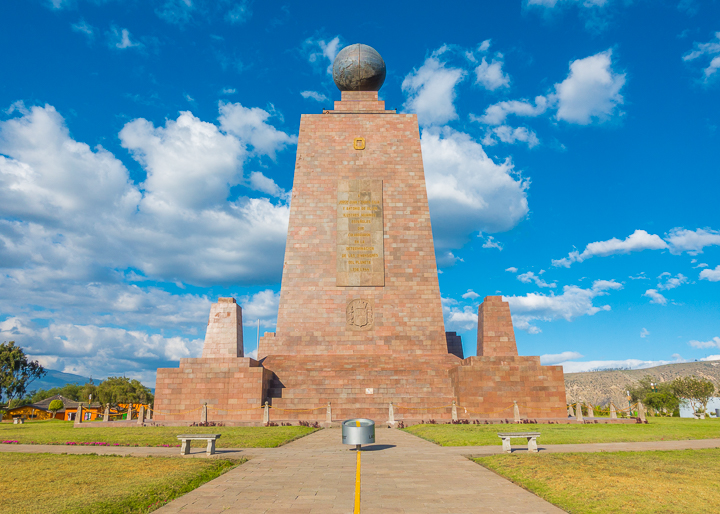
[201,298,243,358]
[477,296,518,357]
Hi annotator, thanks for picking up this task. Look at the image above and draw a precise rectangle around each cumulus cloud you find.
[643,289,667,305]
[481,235,503,250]
[442,297,478,332]
[689,336,720,349]
[640,328,650,338]
[505,279,622,333]
[665,227,720,255]
[402,51,467,126]
[552,50,625,124]
[517,271,556,288]
[657,272,688,290]
[474,96,549,125]
[71,19,95,41]
[155,0,195,26]
[217,101,297,160]
[301,91,329,103]
[421,127,529,252]
[304,36,341,74]
[107,26,143,50]
[238,289,281,328]
[462,290,480,300]
[474,56,510,91]
[540,351,584,365]
[483,125,540,148]
[506,267,519,273]
[552,230,668,267]
[225,1,251,24]
[683,32,720,83]
[248,171,288,199]
[559,358,678,374]
[700,265,720,282]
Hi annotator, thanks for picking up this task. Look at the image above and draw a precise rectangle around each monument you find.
[154,44,566,423]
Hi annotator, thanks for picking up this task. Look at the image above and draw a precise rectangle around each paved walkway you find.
[3,433,719,513]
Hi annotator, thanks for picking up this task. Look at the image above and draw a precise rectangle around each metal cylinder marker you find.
[342,418,375,513]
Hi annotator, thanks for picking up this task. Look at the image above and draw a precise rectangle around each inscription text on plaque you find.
[336,179,384,286]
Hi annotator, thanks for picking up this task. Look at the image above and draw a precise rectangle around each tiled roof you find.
[32,394,101,411]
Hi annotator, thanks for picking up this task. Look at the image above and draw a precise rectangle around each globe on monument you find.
[332,43,386,91]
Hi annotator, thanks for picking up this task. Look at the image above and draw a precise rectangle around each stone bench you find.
[497,432,540,453]
[176,434,221,456]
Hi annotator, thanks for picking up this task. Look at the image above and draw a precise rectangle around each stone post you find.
[138,405,145,425]
[148,405,153,420]
[610,403,617,419]
[576,403,584,422]
[513,401,520,423]
[452,400,458,421]
[76,404,84,424]
[568,404,575,417]
[127,404,133,421]
[263,401,269,424]
[586,402,594,419]
[388,402,395,425]
[201,403,208,423]
[638,402,646,422]
[103,405,109,422]
[326,402,332,424]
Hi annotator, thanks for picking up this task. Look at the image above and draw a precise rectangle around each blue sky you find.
[1,0,719,385]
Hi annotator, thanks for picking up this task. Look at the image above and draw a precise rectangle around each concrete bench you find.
[497,432,540,453]
[176,434,221,456]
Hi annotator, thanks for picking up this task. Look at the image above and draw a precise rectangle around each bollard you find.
[638,402,646,422]
[513,401,520,423]
[586,402,594,419]
[127,404,133,421]
[138,405,145,425]
[77,404,84,424]
[201,403,208,423]
[568,404,575,417]
[387,402,395,425]
[326,402,332,424]
[452,400,458,421]
[610,403,617,419]
[263,401,269,424]
[576,403,584,422]
[103,405,109,422]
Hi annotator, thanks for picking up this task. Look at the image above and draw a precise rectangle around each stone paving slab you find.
[153,428,564,514]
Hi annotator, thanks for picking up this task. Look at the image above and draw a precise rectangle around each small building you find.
[2,394,102,422]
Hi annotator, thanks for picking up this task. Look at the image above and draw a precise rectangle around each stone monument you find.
[154,44,566,423]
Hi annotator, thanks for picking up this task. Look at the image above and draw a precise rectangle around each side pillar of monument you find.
[449,296,567,419]
[154,298,272,423]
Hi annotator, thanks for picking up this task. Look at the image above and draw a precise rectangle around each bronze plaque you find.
[337,179,384,286]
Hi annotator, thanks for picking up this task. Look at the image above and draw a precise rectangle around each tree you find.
[671,375,716,414]
[643,392,680,415]
[95,376,154,407]
[0,341,46,408]
[48,399,64,417]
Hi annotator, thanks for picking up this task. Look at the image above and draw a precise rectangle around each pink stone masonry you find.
[201,297,243,358]
[477,296,518,357]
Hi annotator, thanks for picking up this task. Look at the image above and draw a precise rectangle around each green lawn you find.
[474,449,720,513]
[0,420,317,448]
[405,417,720,446]
[1,452,239,513]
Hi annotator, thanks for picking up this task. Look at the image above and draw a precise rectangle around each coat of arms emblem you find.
[346,299,374,330]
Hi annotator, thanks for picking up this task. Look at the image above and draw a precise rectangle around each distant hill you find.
[29,369,99,392]
[564,361,720,406]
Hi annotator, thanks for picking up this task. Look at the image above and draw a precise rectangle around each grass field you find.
[474,448,720,513]
[1,452,239,513]
[0,420,317,448]
[405,417,720,446]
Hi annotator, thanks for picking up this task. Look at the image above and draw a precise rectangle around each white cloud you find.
[552,229,668,267]
[304,36,341,74]
[665,227,720,255]
[484,125,540,148]
[402,52,466,126]
[474,56,510,91]
[517,271,557,288]
[107,26,143,50]
[155,0,194,26]
[540,351,584,365]
[300,91,329,103]
[478,39,491,53]
[238,289,281,328]
[640,328,649,338]
[629,272,648,280]
[700,265,720,282]
[221,88,236,95]
[421,127,529,252]
[462,289,480,300]
[481,235,503,250]
[474,96,548,125]
[643,289,667,305]
[217,101,297,160]
[657,272,688,290]
[71,19,95,41]
[689,336,720,349]
[526,0,609,8]
[225,1,251,24]
[559,358,676,374]
[443,303,478,332]
[683,32,720,83]
[506,267,519,273]
[248,171,288,199]
[505,279,622,333]
[552,50,625,124]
